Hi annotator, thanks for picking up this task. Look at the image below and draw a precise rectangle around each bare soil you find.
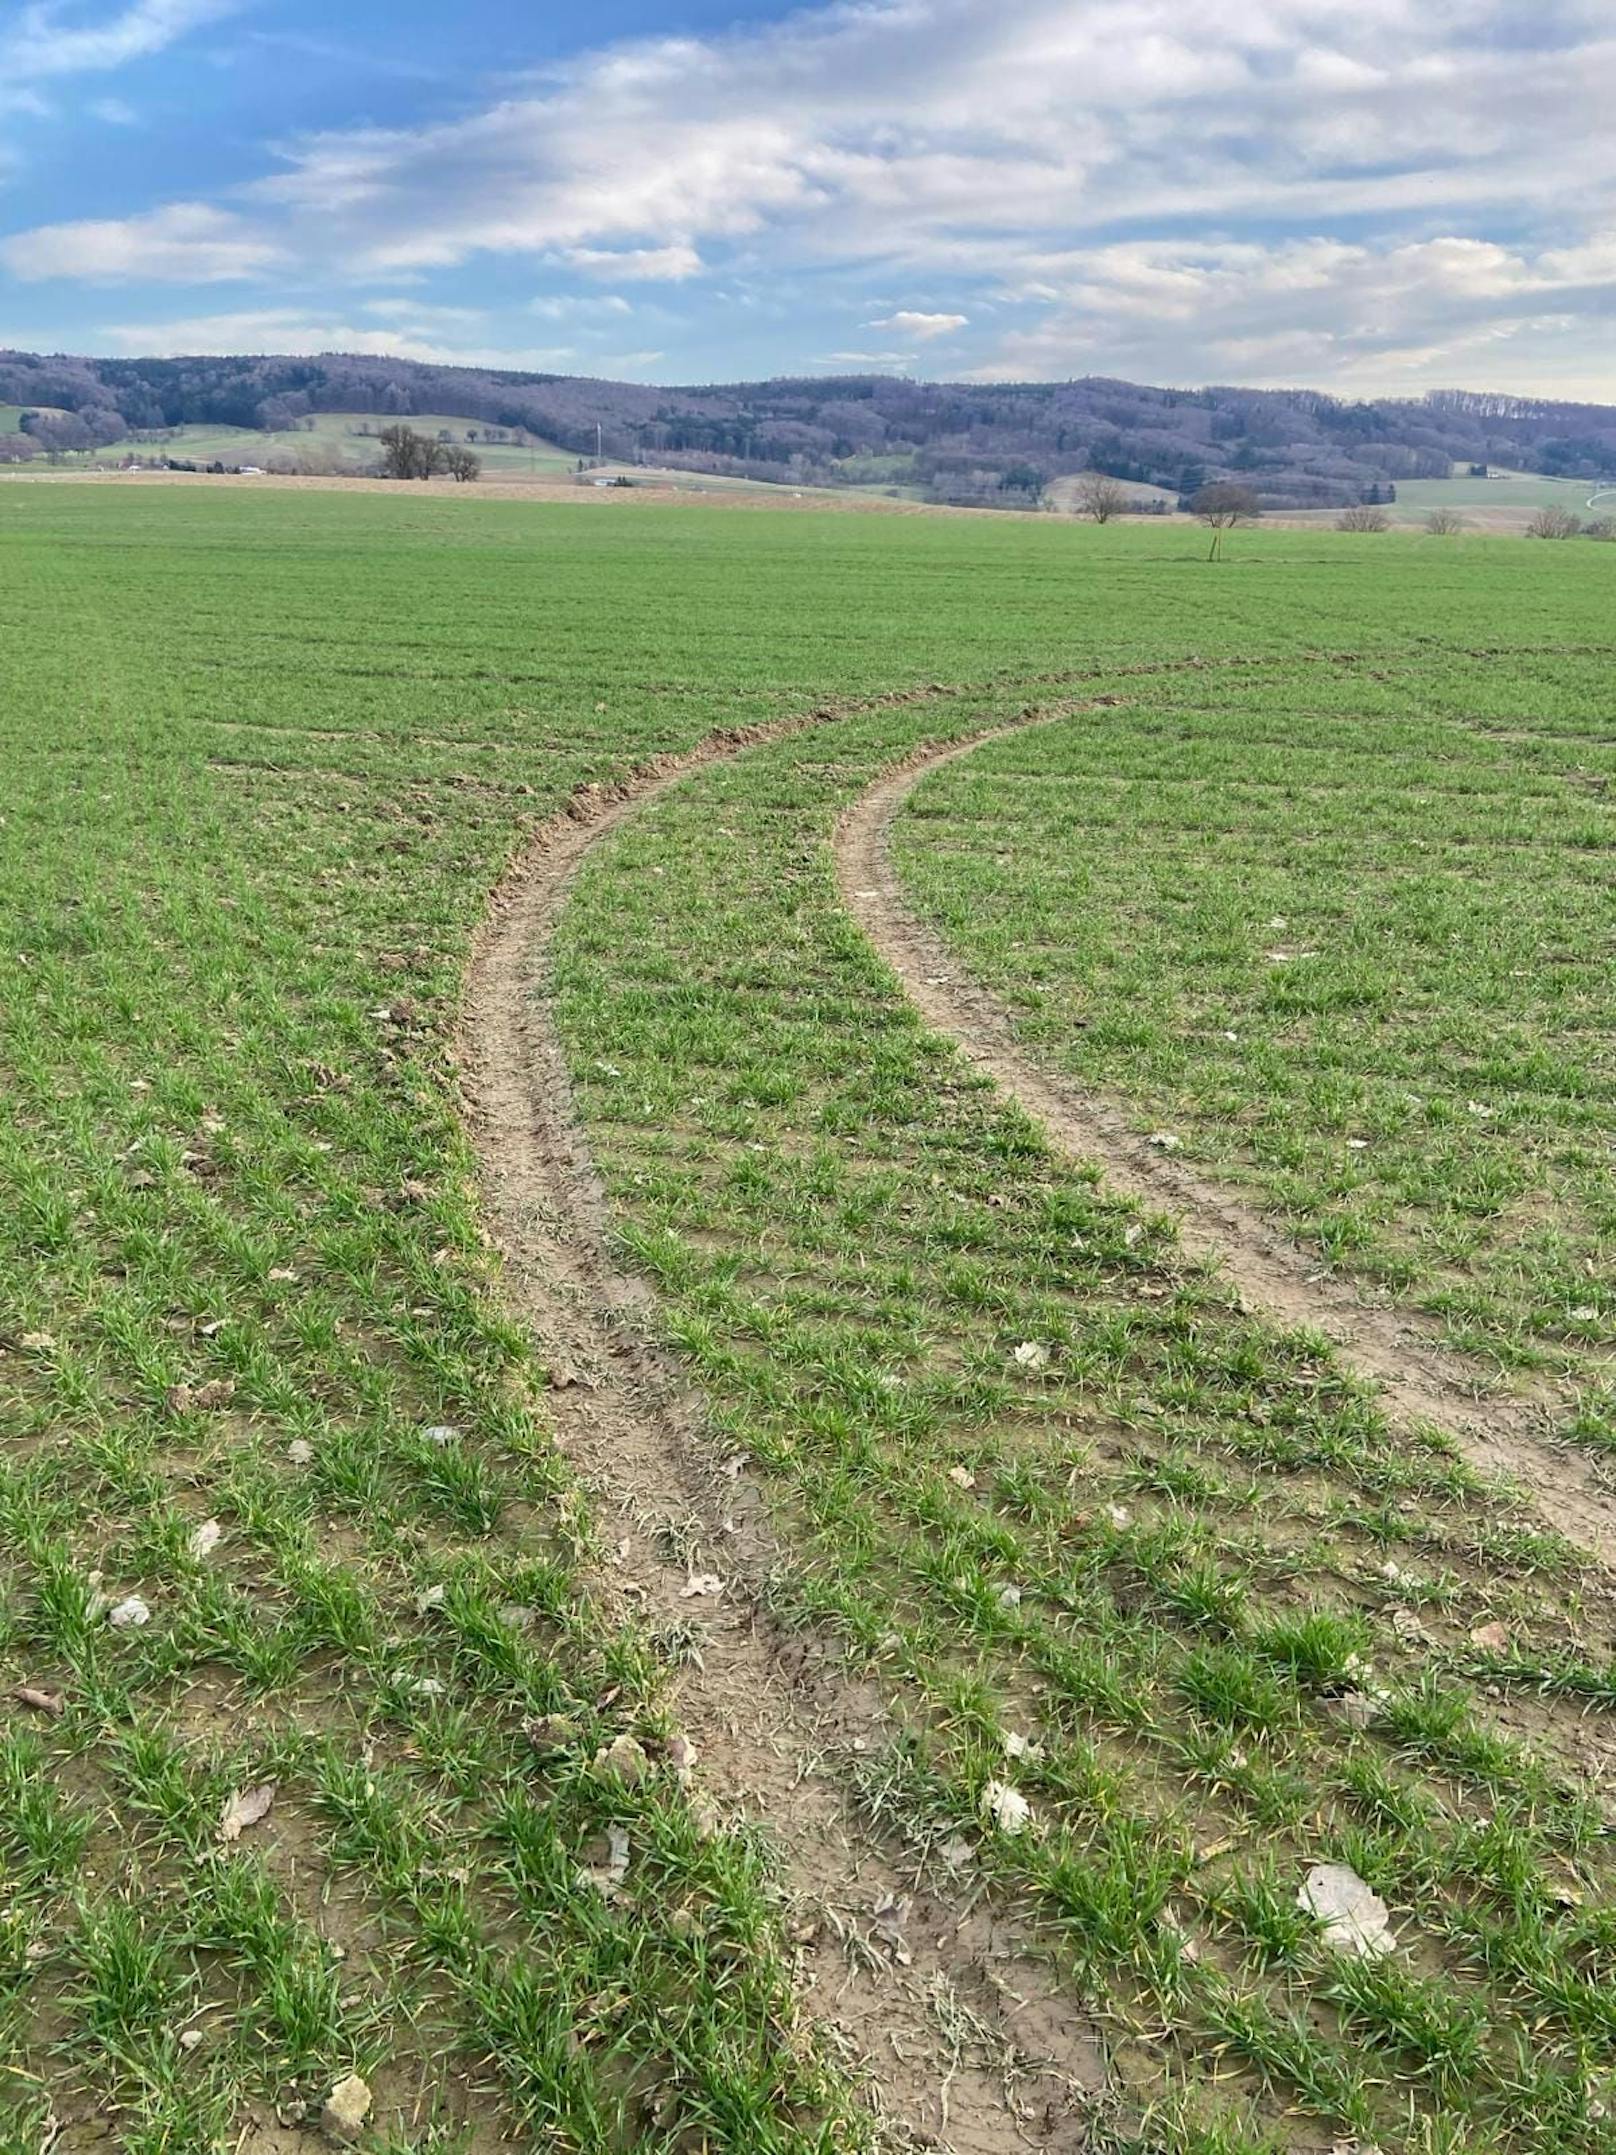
[457,712,1107,2155]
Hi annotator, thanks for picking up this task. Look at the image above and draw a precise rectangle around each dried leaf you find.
[108,1595,151,1629]
[946,1464,976,1490]
[1469,1620,1512,1654]
[188,1519,223,1562]
[681,1572,724,1599]
[1299,1862,1396,1959]
[979,1779,1033,1836]
[218,1781,277,1843]
[871,1893,912,1965]
[1011,1340,1049,1371]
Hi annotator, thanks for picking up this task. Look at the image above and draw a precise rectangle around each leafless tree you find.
[1189,481,1261,561]
[1525,506,1583,539]
[1584,516,1616,541]
[1072,471,1131,523]
[1337,504,1391,532]
[377,424,447,480]
[443,446,482,483]
[1424,508,1467,535]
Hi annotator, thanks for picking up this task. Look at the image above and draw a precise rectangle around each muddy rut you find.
[459,711,1105,2155]
[835,718,1616,1570]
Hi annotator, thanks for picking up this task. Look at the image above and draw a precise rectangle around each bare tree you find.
[1337,504,1391,532]
[1189,482,1261,561]
[1072,471,1131,523]
[377,424,446,480]
[1584,516,1616,542]
[1525,506,1583,540]
[443,446,482,484]
[1424,508,1467,535]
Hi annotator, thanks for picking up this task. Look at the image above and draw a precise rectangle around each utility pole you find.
[596,422,603,464]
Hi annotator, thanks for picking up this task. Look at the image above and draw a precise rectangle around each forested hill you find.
[4,346,1615,508]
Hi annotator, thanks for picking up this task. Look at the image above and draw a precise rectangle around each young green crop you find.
[890,651,1616,1434]
[1,482,1612,2150]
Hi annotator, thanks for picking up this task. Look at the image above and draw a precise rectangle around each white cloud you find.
[816,349,912,367]
[89,96,141,125]
[563,244,703,282]
[1,202,282,281]
[530,292,634,319]
[867,310,968,338]
[11,1,238,79]
[968,229,1616,397]
[2,0,1614,393]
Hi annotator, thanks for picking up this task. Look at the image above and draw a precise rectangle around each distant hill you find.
[3,347,1615,510]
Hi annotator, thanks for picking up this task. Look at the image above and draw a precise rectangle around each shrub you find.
[1526,506,1583,540]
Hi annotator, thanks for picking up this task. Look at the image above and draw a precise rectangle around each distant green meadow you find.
[2,482,1613,2152]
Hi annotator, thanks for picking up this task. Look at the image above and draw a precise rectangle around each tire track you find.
[834,716,1616,1570]
[458,701,1105,2155]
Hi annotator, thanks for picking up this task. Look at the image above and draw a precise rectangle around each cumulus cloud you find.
[3,0,1614,391]
[1,203,283,282]
[972,230,1616,397]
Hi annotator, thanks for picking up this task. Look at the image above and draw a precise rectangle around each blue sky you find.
[2,0,1613,396]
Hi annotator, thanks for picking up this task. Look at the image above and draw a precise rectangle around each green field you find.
[1393,473,1610,519]
[31,409,577,475]
[2,485,1614,2154]
[894,655,1616,1415]
[0,405,72,436]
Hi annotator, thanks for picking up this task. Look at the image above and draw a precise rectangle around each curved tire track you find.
[459,704,1104,2155]
[835,717,1616,1570]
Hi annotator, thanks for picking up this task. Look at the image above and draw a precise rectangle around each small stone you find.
[1327,1692,1382,1732]
[108,1596,151,1629]
[1469,1620,1512,1654]
[179,2027,204,2052]
[523,1713,578,1755]
[320,2074,373,2143]
[594,1733,651,1786]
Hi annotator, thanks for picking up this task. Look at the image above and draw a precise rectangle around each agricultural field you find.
[1386,474,1614,530]
[24,412,577,476]
[893,641,1616,1422]
[1,484,1614,2155]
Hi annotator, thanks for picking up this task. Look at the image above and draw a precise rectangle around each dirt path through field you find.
[835,719,1616,1569]
[459,708,1105,2155]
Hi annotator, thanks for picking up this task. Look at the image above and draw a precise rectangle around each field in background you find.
[1,486,1614,2153]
